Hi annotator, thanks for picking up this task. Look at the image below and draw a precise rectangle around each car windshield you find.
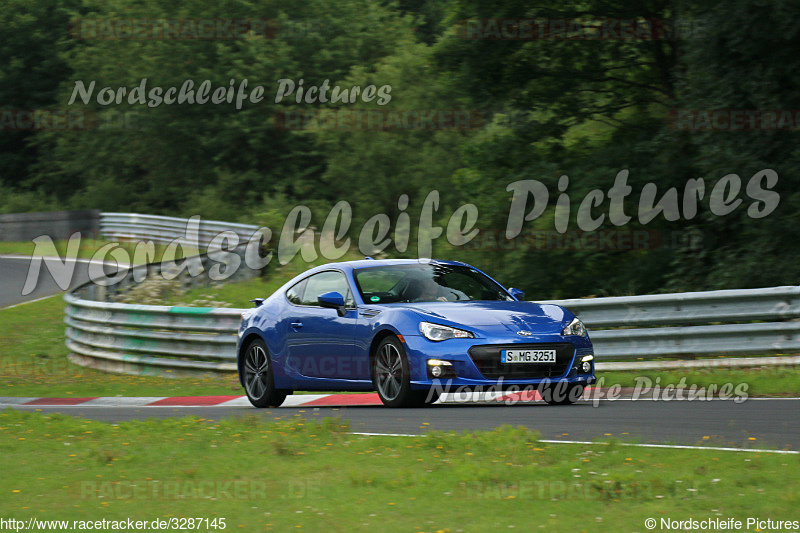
[353,263,512,304]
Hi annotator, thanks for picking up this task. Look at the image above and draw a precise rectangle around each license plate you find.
[501,349,556,364]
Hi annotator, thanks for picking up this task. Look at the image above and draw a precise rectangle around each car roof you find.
[276,257,507,299]
[318,258,469,272]
[285,259,472,284]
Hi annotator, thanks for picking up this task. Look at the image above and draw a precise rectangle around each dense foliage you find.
[1,0,796,297]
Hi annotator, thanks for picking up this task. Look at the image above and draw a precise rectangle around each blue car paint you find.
[237,259,596,392]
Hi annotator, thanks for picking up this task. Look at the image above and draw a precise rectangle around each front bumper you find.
[401,332,596,391]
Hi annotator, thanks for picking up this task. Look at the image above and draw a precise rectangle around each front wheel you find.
[372,336,429,408]
[242,338,287,408]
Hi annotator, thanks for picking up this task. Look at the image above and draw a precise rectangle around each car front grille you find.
[467,343,575,379]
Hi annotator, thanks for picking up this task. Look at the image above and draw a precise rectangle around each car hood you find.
[399,301,571,331]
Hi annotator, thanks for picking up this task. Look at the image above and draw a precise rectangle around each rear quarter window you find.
[286,279,307,305]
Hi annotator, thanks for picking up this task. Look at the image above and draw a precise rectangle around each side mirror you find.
[249,298,265,308]
[508,288,525,300]
[317,291,346,316]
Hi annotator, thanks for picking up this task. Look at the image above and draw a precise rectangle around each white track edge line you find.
[537,440,799,454]
[2,397,800,408]
[352,432,425,437]
[0,294,60,310]
[350,433,798,454]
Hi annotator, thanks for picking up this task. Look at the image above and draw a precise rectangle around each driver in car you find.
[418,279,449,302]
[411,278,468,302]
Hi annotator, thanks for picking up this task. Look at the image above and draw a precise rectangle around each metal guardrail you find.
[65,280,800,376]
[543,286,800,328]
[100,212,259,247]
[64,243,258,377]
[68,211,800,372]
[543,286,800,359]
[65,294,239,375]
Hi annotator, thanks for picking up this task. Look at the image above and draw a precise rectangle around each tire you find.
[372,336,427,408]
[242,338,287,408]
[544,383,585,405]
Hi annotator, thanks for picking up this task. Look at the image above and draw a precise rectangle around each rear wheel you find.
[373,336,428,408]
[243,338,287,408]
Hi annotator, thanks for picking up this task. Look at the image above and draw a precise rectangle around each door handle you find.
[290,321,303,331]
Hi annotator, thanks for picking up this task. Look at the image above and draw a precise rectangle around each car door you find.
[285,270,361,382]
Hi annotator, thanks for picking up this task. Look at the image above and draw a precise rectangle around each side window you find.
[300,271,355,307]
[285,279,307,305]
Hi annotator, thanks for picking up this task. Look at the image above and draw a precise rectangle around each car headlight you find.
[419,322,474,341]
[562,317,588,337]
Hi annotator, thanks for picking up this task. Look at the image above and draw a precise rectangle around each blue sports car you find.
[237,258,595,407]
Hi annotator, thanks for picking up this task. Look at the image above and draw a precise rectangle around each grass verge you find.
[0,239,199,263]
[177,251,365,309]
[599,367,800,397]
[0,296,241,397]
[1,409,797,531]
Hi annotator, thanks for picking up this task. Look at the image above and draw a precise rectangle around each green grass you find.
[179,275,280,309]
[0,239,199,263]
[179,250,365,309]
[0,240,86,257]
[598,367,800,397]
[0,296,242,397]
[0,409,796,531]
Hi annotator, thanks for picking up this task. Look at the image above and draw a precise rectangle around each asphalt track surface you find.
[0,255,120,308]
[9,399,800,451]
